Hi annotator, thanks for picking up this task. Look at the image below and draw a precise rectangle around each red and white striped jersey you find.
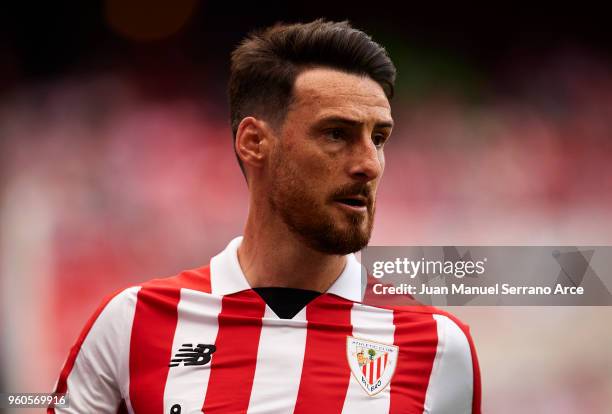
[51,237,481,414]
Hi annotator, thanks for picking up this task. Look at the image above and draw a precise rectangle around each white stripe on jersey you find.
[118,288,140,414]
[61,286,140,414]
[341,303,395,413]
[423,314,473,414]
[247,305,308,414]
[162,288,223,413]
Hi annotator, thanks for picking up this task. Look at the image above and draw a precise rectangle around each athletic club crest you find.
[346,336,399,396]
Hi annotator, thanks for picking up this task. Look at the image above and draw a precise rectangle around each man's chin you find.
[299,223,372,255]
[275,198,374,254]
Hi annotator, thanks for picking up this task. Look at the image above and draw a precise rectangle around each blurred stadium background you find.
[1,1,611,413]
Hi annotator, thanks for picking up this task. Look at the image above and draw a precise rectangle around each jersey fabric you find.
[50,237,481,414]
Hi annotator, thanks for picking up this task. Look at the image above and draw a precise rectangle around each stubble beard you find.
[268,156,375,255]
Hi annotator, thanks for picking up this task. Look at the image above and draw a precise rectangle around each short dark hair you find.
[228,19,396,175]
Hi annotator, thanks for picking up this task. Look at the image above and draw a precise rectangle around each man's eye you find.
[373,134,388,148]
[326,129,345,141]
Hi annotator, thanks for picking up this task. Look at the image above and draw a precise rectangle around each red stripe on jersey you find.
[376,356,381,381]
[48,289,124,414]
[293,295,353,414]
[202,290,265,413]
[389,311,438,414]
[129,286,181,413]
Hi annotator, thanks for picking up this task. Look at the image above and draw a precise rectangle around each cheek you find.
[277,133,338,186]
[288,145,334,176]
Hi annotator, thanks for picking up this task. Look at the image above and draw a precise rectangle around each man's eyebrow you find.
[313,116,394,129]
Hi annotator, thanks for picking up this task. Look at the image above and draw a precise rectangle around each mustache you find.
[330,184,374,204]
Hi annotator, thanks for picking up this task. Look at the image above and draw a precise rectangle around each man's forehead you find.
[292,67,392,122]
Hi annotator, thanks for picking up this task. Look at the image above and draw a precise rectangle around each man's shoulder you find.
[361,301,475,347]
[137,264,213,293]
[95,265,213,316]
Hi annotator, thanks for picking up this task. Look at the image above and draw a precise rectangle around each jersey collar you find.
[209,236,362,302]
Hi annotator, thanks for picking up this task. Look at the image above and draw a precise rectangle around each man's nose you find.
[347,134,383,182]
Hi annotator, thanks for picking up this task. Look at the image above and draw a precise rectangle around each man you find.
[51,19,481,413]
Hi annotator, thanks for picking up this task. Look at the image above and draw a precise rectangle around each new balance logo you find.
[169,343,216,367]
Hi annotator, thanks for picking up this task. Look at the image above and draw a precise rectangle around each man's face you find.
[267,67,393,255]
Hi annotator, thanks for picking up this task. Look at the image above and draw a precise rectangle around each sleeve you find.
[48,287,139,414]
[424,313,482,414]
[465,324,482,414]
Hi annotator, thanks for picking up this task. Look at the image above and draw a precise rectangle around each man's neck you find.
[237,216,347,293]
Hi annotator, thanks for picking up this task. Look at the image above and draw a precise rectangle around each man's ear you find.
[235,117,272,171]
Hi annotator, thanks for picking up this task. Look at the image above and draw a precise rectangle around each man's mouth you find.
[334,196,369,212]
